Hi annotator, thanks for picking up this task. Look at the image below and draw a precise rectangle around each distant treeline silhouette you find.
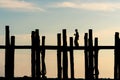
[0,25,119,80]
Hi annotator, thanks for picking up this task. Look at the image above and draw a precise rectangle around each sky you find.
[0,0,120,78]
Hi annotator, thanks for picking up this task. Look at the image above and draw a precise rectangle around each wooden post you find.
[31,31,35,78]
[35,29,41,78]
[70,37,74,79]
[114,32,119,79]
[88,29,94,79]
[119,38,120,80]
[57,33,62,79]
[5,26,10,78]
[10,36,15,78]
[62,29,68,79]
[41,36,46,78]
[94,38,99,79]
[84,33,89,79]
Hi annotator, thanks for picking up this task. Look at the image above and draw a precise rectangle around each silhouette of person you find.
[74,29,79,46]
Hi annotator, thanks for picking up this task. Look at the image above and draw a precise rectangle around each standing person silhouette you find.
[74,29,79,47]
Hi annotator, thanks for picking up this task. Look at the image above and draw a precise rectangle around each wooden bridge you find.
[0,26,120,79]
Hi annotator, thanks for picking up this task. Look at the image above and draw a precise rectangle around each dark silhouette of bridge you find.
[0,25,119,79]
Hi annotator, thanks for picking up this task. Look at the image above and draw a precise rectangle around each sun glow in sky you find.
[0,0,120,78]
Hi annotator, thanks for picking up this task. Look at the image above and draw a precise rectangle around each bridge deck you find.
[0,45,115,50]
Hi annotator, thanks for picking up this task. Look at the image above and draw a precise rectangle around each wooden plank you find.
[0,45,116,50]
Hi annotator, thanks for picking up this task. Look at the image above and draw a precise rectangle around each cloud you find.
[50,2,120,11]
[0,0,45,12]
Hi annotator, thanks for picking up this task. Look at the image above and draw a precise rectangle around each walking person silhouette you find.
[74,29,79,47]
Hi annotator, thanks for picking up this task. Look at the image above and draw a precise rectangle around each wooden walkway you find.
[0,45,116,49]
[1,25,120,79]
